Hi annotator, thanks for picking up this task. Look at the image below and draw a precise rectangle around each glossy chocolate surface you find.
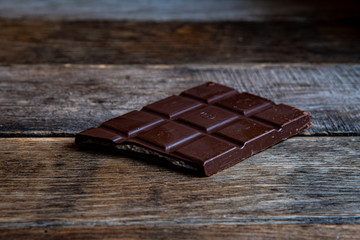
[75,82,312,176]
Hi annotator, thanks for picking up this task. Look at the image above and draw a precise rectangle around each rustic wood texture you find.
[0,0,359,21]
[0,64,359,136]
[0,20,359,64]
[1,137,359,230]
[2,225,360,240]
[1,1,359,238]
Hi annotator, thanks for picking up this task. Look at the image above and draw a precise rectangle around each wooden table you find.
[1,1,360,239]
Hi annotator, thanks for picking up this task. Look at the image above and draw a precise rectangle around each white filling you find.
[115,144,198,171]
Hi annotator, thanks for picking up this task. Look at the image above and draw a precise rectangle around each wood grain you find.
[0,20,359,64]
[0,0,359,21]
[1,137,359,229]
[0,64,359,136]
[1,1,358,238]
[1,225,360,240]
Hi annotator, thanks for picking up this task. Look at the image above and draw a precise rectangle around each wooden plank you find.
[1,137,359,229]
[1,225,360,240]
[0,64,359,136]
[0,20,359,64]
[0,0,359,21]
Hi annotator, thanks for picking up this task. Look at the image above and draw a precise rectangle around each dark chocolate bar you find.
[75,82,312,176]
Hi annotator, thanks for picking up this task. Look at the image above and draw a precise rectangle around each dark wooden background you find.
[0,0,359,239]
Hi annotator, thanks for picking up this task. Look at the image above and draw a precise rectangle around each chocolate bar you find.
[75,82,312,176]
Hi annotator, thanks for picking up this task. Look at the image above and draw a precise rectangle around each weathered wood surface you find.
[0,0,359,21]
[0,64,359,136]
[1,1,359,238]
[1,137,359,230]
[1,225,360,240]
[0,20,359,64]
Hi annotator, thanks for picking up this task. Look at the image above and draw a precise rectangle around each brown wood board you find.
[0,64,359,136]
[1,137,359,229]
[0,20,359,64]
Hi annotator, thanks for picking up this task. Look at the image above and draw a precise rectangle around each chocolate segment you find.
[178,106,238,132]
[215,118,275,146]
[174,135,237,165]
[136,122,201,151]
[76,82,312,176]
[143,95,203,119]
[101,110,164,137]
[180,82,237,103]
[217,92,272,116]
[253,104,307,128]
